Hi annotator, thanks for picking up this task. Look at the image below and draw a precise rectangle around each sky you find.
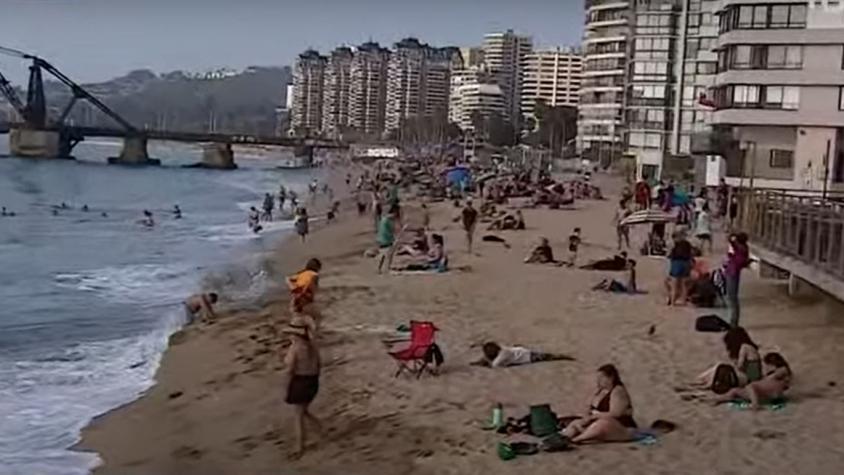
[0,0,584,85]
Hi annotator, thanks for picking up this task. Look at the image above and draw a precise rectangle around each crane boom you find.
[0,70,26,118]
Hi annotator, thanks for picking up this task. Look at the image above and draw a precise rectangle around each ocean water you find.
[0,137,320,475]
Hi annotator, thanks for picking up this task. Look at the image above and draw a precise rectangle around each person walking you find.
[461,200,478,254]
[613,199,631,250]
[281,318,322,460]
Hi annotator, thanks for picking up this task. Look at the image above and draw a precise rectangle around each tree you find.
[485,112,516,147]
[530,100,577,157]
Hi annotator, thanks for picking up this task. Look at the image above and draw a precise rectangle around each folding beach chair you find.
[387,321,439,378]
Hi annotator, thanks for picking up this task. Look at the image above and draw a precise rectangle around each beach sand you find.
[78,175,844,475]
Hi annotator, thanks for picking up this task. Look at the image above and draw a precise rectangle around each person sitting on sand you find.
[565,228,582,267]
[561,364,638,443]
[593,259,638,293]
[524,237,558,265]
[694,326,763,388]
[471,341,574,368]
[712,352,792,410]
[396,234,447,272]
[397,229,429,257]
[183,292,218,324]
[281,317,322,459]
[488,210,526,231]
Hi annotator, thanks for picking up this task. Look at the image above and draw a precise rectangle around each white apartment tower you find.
[385,38,454,133]
[483,30,533,125]
[291,49,327,136]
[349,41,390,137]
[521,47,583,120]
[322,46,353,138]
[579,0,631,160]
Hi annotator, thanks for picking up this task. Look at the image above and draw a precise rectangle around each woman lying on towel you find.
[393,234,448,272]
[562,364,638,443]
[580,251,629,271]
[711,352,792,410]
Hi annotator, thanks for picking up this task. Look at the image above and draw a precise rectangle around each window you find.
[738,5,753,28]
[770,150,794,169]
[733,85,760,106]
[782,86,799,109]
[733,45,751,68]
[697,62,717,74]
[753,5,767,28]
[789,4,807,27]
[770,5,789,27]
[840,87,844,110]
[765,86,784,107]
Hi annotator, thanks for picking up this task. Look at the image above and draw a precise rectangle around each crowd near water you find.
[0,138,320,475]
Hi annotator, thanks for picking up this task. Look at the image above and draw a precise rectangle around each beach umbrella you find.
[444,167,471,187]
[620,209,674,226]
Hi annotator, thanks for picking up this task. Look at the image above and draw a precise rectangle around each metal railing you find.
[737,189,844,279]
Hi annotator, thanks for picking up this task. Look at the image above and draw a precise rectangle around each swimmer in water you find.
[52,209,59,216]
[248,206,262,233]
[101,212,108,218]
[184,292,218,324]
[173,205,182,219]
[1,207,7,216]
[82,205,89,212]
[140,210,155,227]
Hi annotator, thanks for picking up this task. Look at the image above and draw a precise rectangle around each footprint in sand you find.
[171,445,203,460]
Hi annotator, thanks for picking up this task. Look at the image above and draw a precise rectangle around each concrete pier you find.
[8,128,73,159]
[199,143,237,169]
[108,136,160,166]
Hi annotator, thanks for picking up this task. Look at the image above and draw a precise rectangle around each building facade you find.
[290,49,327,136]
[322,46,353,138]
[348,42,390,137]
[709,0,844,191]
[579,0,631,160]
[385,38,454,133]
[521,47,583,120]
[483,30,533,125]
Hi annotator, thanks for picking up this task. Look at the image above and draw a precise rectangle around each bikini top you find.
[591,385,632,415]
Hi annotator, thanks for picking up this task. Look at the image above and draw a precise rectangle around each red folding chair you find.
[387,321,439,378]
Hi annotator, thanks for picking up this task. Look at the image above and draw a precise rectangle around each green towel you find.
[728,397,788,411]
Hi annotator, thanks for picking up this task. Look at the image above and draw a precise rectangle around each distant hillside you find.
[42,66,291,136]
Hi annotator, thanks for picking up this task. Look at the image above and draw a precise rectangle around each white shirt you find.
[694,197,706,212]
[491,346,533,367]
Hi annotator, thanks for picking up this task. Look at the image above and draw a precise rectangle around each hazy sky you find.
[0,0,584,85]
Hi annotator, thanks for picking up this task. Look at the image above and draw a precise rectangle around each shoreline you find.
[72,164,350,474]
[77,174,844,475]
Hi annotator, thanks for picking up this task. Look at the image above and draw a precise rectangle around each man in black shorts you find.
[461,200,479,254]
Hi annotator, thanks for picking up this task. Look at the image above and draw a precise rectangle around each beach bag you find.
[711,364,739,395]
[695,315,731,333]
[529,404,559,437]
[424,343,444,367]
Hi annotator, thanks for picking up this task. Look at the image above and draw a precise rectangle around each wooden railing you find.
[737,189,844,279]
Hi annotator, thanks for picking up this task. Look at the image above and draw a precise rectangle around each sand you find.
[77,174,844,475]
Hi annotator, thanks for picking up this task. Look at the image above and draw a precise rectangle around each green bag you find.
[529,404,558,437]
[497,442,515,461]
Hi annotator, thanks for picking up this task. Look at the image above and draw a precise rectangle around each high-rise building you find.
[348,41,390,137]
[521,47,583,120]
[450,83,506,131]
[483,30,533,125]
[707,1,844,191]
[459,47,486,68]
[385,38,455,133]
[291,49,327,136]
[625,0,679,178]
[578,1,630,160]
[618,0,721,179]
[321,46,354,138]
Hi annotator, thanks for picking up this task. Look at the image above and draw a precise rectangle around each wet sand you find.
[78,175,844,475]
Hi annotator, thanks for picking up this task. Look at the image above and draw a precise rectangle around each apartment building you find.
[450,83,507,131]
[385,38,454,133]
[709,1,844,192]
[322,46,353,138]
[348,41,390,137]
[290,49,327,136]
[521,47,583,120]
[625,0,679,178]
[459,47,486,68]
[579,0,631,159]
[483,30,533,125]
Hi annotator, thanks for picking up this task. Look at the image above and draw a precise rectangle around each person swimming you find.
[173,205,182,219]
[140,210,155,227]
[82,205,89,212]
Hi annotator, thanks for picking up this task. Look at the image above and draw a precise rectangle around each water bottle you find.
[492,402,503,429]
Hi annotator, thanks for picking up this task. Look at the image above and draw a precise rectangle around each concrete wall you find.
[733,126,796,181]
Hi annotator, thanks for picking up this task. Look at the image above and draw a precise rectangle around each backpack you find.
[711,364,739,395]
[695,315,731,333]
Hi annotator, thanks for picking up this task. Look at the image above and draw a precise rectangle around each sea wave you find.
[0,309,184,475]
[54,263,193,306]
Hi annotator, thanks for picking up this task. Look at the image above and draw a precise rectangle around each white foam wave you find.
[197,219,293,243]
[0,309,184,475]
[54,263,192,306]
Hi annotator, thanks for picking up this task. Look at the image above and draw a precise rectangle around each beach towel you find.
[728,397,788,411]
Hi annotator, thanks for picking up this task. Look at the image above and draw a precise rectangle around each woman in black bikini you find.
[562,364,638,443]
[282,318,322,459]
